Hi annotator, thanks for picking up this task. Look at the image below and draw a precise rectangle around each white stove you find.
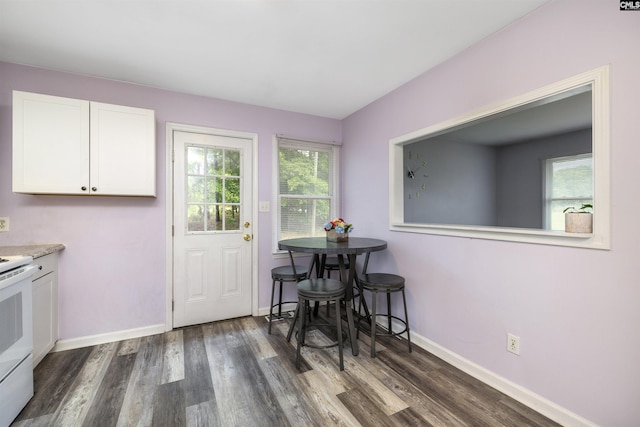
[0,254,36,427]
[0,255,33,275]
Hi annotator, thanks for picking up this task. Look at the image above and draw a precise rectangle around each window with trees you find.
[275,136,340,248]
[544,153,593,231]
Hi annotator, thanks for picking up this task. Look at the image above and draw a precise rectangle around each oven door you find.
[0,264,36,382]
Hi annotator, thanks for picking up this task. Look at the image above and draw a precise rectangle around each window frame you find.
[543,153,593,231]
[272,135,341,253]
[388,65,610,250]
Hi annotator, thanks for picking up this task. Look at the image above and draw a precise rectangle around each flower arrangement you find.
[324,217,353,234]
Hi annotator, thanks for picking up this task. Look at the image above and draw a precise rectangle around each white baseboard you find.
[405,326,597,427]
[52,324,166,353]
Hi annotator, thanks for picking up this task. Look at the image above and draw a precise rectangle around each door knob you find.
[243,233,252,241]
[244,221,250,228]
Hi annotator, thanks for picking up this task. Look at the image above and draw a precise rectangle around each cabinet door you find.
[32,253,58,367]
[32,272,56,366]
[13,91,90,194]
[90,102,156,196]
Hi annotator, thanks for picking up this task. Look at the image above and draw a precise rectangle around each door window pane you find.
[187,205,205,232]
[224,205,241,230]
[225,150,240,176]
[186,145,242,233]
[188,176,204,203]
[207,148,223,175]
[187,147,205,174]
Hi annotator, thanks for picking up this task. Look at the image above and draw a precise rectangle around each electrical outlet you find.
[507,333,520,355]
[0,217,9,232]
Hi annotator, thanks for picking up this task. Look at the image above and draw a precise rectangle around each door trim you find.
[165,122,259,331]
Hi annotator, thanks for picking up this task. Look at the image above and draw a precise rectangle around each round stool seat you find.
[360,273,405,291]
[272,265,308,281]
[297,278,345,300]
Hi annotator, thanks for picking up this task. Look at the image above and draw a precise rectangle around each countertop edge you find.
[0,244,66,259]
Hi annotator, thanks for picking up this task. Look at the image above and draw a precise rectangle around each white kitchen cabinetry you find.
[32,252,58,367]
[13,90,156,196]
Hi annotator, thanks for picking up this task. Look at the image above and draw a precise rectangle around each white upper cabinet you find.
[89,102,156,196]
[13,91,156,196]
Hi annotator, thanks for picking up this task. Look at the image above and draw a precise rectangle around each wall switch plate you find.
[507,333,520,355]
[259,201,270,212]
[0,217,9,232]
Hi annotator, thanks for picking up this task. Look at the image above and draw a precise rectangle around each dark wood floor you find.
[13,308,561,426]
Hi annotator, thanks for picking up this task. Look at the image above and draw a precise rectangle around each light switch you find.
[259,201,270,212]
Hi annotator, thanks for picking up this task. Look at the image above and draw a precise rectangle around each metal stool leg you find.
[286,303,299,342]
[387,291,392,334]
[296,298,306,369]
[268,277,277,334]
[278,281,284,317]
[370,290,377,358]
[336,300,344,370]
[402,289,412,353]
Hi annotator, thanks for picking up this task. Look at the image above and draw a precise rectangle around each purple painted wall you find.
[341,1,639,426]
[1,0,638,424]
[0,61,341,339]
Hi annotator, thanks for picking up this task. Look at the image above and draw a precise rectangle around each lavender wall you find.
[0,61,340,340]
[1,1,638,425]
[341,1,639,425]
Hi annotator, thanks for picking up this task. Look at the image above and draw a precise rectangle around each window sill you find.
[390,222,609,250]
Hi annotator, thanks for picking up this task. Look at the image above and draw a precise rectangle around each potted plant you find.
[324,217,353,242]
[563,203,593,233]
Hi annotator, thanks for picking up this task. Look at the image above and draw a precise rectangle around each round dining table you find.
[278,236,387,356]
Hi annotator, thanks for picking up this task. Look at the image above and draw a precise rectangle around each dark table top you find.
[278,237,387,255]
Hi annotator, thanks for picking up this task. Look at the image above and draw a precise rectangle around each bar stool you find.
[323,256,370,321]
[357,252,412,358]
[323,256,349,280]
[319,257,348,316]
[286,278,346,371]
[269,264,308,334]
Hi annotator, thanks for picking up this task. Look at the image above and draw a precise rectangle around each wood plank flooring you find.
[12,309,561,426]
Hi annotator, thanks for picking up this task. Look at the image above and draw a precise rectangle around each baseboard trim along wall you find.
[386,318,598,427]
[53,313,597,427]
[53,324,166,353]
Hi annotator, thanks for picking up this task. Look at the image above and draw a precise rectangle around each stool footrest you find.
[368,314,409,337]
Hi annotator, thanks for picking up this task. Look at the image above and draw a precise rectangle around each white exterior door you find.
[172,130,253,328]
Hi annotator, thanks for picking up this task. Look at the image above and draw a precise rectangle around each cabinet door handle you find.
[92,187,97,192]
[81,186,87,191]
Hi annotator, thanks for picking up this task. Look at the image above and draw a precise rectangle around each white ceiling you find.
[0,0,549,119]
[439,90,593,146]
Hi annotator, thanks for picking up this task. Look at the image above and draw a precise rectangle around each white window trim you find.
[543,153,593,231]
[272,135,341,254]
[389,66,610,250]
